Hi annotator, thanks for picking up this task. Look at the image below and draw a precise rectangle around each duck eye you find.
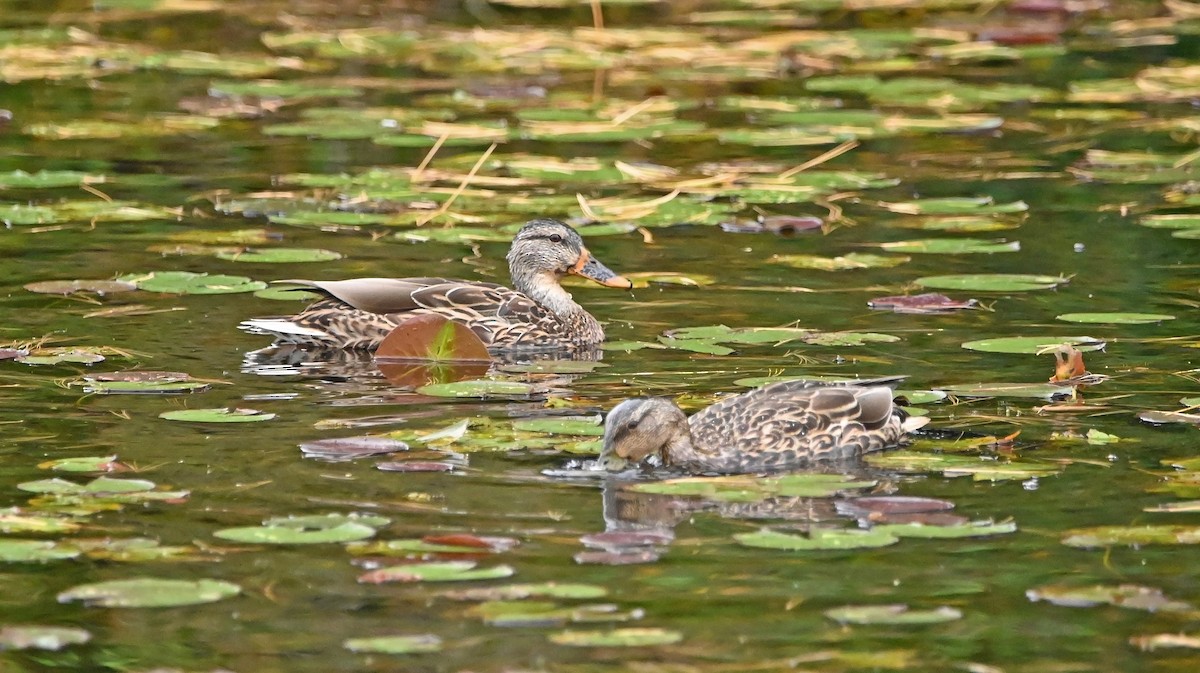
[627,420,639,430]
[549,233,563,243]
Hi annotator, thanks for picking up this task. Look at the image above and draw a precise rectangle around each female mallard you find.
[241,219,632,351]
[598,378,927,474]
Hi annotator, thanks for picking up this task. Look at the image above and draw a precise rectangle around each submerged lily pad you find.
[630,474,876,501]
[824,604,962,625]
[343,634,443,654]
[1061,525,1200,549]
[914,274,1068,292]
[442,583,608,601]
[79,379,211,395]
[1055,312,1174,324]
[878,197,1029,215]
[1027,584,1191,612]
[359,561,514,584]
[58,578,240,608]
[872,520,1018,539]
[773,252,909,271]
[416,379,536,398]
[38,455,125,472]
[24,279,137,295]
[158,408,275,423]
[734,527,899,551]
[0,625,91,651]
[960,336,1104,354]
[214,247,342,263]
[548,627,682,648]
[878,238,1020,254]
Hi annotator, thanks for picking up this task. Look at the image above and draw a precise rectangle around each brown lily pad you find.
[868,293,979,314]
[300,436,410,461]
[376,314,492,362]
[24,279,137,296]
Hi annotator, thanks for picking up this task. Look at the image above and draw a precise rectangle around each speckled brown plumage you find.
[600,378,927,474]
[240,219,631,351]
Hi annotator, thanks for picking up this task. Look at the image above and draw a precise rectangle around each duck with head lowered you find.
[598,377,927,474]
[241,219,633,351]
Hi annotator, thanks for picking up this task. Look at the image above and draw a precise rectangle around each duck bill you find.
[597,451,628,471]
[570,248,633,289]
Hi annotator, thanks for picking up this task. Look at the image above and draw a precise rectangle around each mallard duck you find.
[240,219,632,351]
[598,378,927,474]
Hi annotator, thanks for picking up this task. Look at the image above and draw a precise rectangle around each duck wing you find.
[276,278,505,315]
[685,379,908,470]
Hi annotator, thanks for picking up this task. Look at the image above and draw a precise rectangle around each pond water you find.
[4,0,1200,670]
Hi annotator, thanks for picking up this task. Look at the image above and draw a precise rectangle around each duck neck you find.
[660,423,700,467]
[511,267,601,338]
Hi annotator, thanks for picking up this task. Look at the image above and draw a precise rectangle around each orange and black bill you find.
[570,248,633,289]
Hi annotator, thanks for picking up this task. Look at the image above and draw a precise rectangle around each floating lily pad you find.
[1061,525,1200,549]
[773,252,909,271]
[1139,410,1200,425]
[214,247,342,263]
[1027,584,1191,612]
[878,197,1029,215]
[343,634,442,654]
[416,377,537,398]
[377,315,492,363]
[359,561,515,584]
[548,627,682,648]
[38,455,125,472]
[299,436,409,461]
[938,382,1074,399]
[0,625,91,651]
[17,347,108,365]
[348,535,515,556]
[0,508,80,534]
[18,476,157,495]
[824,604,962,625]
[442,583,608,601]
[878,238,1020,254]
[872,520,1018,539]
[868,293,979,313]
[630,474,876,501]
[79,379,211,394]
[865,451,1059,481]
[734,527,899,551]
[24,279,137,295]
[914,274,1068,292]
[58,578,240,608]
[158,408,275,423]
[215,513,385,544]
[1055,312,1174,324]
[622,272,716,287]
[960,336,1104,354]
[512,418,603,436]
[0,169,100,189]
[119,271,267,295]
[0,539,81,563]
[804,332,901,347]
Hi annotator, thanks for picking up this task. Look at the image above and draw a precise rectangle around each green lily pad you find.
[1061,525,1200,549]
[80,380,211,395]
[441,583,609,601]
[38,455,124,472]
[630,474,876,501]
[214,513,385,544]
[416,380,536,398]
[773,253,909,271]
[878,238,1020,254]
[1055,312,1174,324]
[734,527,899,551]
[878,197,1029,215]
[512,418,603,436]
[865,451,1059,481]
[803,332,901,347]
[872,520,1018,539]
[0,169,101,189]
[548,627,683,648]
[656,338,735,355]
[938,383,1075,399]
[914,274,1068,292]
[344,634,442,654]
[17,477,157,495]
[1027,584,1192,612]
[58,578,240,608]
[824,604,962,625]
[214,247,343,263]
[119,271,267,295]
[158,408,275,423]
[1139,214,1200,229]
[0,508,80,534]
[0,625,91,651]
[0,539,81,563]
[17,347,109,365]
[893,215,1020,232]
[71,537,203,562]
[359,561,515,583]
[960,336,1104,354]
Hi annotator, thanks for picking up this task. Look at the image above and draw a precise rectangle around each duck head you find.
[507,219,632,291]
[599,397,692,471]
